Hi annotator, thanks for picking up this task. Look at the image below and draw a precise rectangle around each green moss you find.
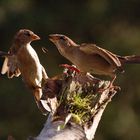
[65,88,98,125]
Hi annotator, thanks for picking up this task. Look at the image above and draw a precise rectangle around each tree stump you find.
[29,68,119,140]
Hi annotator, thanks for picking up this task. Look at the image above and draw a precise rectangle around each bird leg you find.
[98,75,120,93]
[110,75,116,86]
[110,75,121,90]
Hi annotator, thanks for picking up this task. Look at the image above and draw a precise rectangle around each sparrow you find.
[1,29,50,114]
[49,34,140,82]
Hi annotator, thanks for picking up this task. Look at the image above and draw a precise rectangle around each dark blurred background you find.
[0,0,140,140]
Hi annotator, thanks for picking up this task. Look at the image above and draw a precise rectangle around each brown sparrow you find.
[1,29,50,114]
[49,34,140,83]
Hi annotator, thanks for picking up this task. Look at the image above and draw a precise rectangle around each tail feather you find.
[0,51,9,56]
[118,55,140,64]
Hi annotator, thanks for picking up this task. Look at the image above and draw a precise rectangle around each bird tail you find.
[118,55,140,64]
[0,51,10,57]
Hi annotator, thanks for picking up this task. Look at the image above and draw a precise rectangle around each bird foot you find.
[59,64,80,73]
[98,75,121,93]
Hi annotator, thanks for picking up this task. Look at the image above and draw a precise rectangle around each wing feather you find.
[1,55,21,78]
[1,57,9,74]
[79,43,122,68]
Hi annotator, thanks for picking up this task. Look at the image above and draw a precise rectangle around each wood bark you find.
[28,69,118,140]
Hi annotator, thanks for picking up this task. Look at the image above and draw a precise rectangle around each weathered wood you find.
[29,68,118,140]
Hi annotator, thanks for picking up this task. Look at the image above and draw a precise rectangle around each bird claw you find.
[98,75,121,93]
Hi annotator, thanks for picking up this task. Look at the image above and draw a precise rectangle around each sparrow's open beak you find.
[49,34,60,43]
[31,34,40,41]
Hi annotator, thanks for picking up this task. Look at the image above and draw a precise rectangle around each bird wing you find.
[1,54,21,78]
[1,57,9,74]
[79,43,122,68]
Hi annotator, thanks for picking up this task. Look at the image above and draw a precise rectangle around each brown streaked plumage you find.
[1,29,50,114]
[49,34,140,81]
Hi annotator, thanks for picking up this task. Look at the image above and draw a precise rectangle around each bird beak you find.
[31,34,40,41]
[49,34,59,43]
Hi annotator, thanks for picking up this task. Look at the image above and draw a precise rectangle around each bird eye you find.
[60,36,65,40]
[24,31,31,36]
